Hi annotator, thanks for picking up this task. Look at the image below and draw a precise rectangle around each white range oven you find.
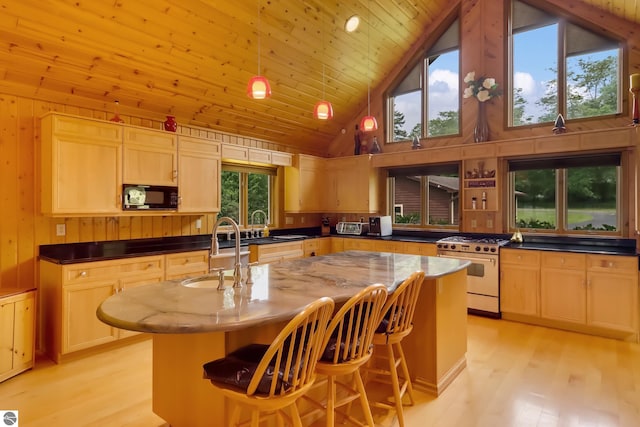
[436,236,508,318]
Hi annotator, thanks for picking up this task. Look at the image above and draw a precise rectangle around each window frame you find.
[385,17,461,143]
[386,163,460,230]
[219,163,275,229]
[508,0,625,128]
[506,153,625,236]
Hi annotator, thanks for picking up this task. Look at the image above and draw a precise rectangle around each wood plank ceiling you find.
[0,0,638,153]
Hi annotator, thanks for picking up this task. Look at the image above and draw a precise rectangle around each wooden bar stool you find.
[365,271,425,427]
[302,283,388,427]
[202,297,335,427]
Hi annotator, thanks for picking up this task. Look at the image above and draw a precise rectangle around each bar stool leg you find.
[386,343,406,427]
[354,370,375,426]
[327,375,336,427]
[395,342,415,405]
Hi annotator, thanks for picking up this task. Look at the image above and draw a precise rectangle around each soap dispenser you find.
[262,224,269,237]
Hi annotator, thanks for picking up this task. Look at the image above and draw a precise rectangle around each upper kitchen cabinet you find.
[177,135,221,213]
[325,155,379,213]
[122,127,178,186]
[41,113,123,215]
[222,144,292,167]
[284,154,326,212]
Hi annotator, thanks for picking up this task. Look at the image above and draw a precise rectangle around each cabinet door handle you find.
[80,271,87,277]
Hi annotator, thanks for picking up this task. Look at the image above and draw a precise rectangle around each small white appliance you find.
[336,222,369,236]
[368,216,392,236]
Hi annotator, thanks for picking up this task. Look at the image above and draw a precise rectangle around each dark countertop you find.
[504,235,637,256]
[39,228,638,264]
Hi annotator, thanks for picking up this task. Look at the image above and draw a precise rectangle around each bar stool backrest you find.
[320,284,388,365]
[377,271,425,340]
[246,296,335,397]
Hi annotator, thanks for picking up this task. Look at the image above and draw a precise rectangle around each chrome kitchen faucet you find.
[210,217,243,288]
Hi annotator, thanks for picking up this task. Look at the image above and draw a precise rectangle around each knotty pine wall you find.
[0,95,296,291]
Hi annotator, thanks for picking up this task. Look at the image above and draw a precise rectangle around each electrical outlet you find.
[470,219,477,228]
[195,219,202,229]
[56,224,66,236]
[301,216,305,224]
[486,219,493,229]
[285,216,293,225]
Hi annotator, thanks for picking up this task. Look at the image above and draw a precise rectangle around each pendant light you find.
[360,1,377,131]
[314,11,333,120]
[314,65,334,119]
[247,0,271,99]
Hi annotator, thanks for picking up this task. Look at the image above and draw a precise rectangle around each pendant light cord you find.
[367,0,371,116]
[257,0,261,75]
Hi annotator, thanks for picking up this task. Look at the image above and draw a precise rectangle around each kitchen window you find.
[507,154,622,234]
[510,0,622,127]
[387,164,459,228]
[219,164,274,227]
[386,18,460,142]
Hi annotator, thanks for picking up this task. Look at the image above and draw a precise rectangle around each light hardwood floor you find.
[1,316,638,426]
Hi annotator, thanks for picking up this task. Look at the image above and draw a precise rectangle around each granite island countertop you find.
[97,250,470,334]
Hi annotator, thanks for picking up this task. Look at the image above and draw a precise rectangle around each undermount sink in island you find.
[97,250,470,427]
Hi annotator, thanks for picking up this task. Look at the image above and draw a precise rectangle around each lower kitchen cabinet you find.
[303,238,332,257]
[165,250,209,280]
[500,249,541,317]
[501,249,639,340]
[40,255,165,363]
[250,241,304,263]
[0,290,36,382]
[586,255,638,333]
[540,252,587,323]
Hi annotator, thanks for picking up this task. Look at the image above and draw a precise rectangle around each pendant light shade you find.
[360,115,377,132]
[314,100,334,120]
[248,0,270,99]
[247,76,271,99]
[360,1,377,132]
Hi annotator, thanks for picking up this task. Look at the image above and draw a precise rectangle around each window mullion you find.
[557,168,566,231]
[557,20,567,118]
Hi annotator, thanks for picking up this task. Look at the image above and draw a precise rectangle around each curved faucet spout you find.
[210,216,242,288]
[250,209,268,237]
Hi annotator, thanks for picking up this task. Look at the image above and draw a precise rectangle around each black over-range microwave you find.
[122,184,179,210]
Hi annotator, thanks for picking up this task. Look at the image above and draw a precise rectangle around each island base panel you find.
[152,325,285,427]
[402,269,468,395]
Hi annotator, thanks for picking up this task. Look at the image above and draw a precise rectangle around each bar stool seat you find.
[364,271,425,427]
[203,297,335,427]
[301,283,388,427]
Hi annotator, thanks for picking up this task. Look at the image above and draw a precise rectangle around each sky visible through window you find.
[395,25,614,135]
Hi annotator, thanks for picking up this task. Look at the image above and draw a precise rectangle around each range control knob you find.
[450,245,456,250]
[490,247,497,253]
[475,246,481,252]
[483,247,489,252]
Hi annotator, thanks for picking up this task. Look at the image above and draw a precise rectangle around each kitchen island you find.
[97,250,470,427]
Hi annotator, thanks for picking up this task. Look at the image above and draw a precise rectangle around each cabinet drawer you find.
[541,252,586,269]
[500,249,540,266]
[402,242,437,256]
[587,255,637,274]
[373,240,401,253]
[63,256,163,284]
[165,251,209,278]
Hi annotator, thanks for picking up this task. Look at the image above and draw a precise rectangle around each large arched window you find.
[386,18,460,142]
[510,0,622,127]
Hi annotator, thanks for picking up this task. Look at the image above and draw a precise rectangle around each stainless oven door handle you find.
[436,254,496,265]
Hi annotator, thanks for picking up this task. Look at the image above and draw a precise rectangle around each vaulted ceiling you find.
[0,1,638,153]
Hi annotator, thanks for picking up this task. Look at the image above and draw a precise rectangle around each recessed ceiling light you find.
[345,15,360,33]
